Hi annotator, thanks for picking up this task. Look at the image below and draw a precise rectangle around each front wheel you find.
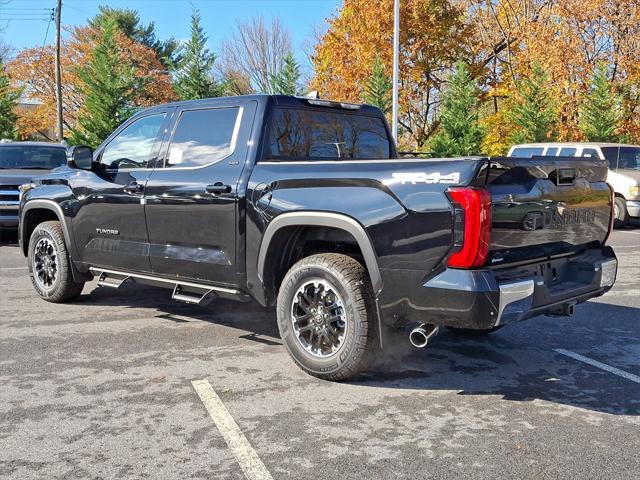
[28,221,85,303]
[614,197,629,228]
[276,254,377,381]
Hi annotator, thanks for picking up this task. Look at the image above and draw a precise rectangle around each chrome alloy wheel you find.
[291,279,347,358]
[33,237,58,290]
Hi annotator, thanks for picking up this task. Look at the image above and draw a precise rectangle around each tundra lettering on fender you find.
[19,95,618,381]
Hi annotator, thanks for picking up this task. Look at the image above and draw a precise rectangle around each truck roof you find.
[142,94,385,117]
[0,141,66,148]
[511,142,640,148]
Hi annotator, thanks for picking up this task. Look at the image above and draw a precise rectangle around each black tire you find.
[276,253,377,381]
[446,325,503,337]
[614,197,629,228]
[28,220,84,303]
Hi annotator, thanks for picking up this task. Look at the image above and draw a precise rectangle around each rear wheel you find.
[614,197,629,228]
[276,253,377,381]
[28,221,84,303]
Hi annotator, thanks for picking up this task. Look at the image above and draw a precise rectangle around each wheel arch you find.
[257,212,383,297]
[21,200,73,257]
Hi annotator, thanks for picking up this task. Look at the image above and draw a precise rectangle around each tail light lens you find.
[446,187,492,268]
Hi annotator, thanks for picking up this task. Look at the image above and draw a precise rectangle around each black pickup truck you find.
[19,95,618,380]
[0,142,67,231]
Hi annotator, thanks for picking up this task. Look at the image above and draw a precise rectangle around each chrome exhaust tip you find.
[409,323,439,348]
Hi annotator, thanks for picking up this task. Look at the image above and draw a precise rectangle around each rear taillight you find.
[603,184,615,245]
[446,187,492,268]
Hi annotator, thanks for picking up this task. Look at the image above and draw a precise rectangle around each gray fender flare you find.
[21,199,74,256]
[257,211,383,294]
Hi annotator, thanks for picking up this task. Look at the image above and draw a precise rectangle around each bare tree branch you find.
[218,16,292,94]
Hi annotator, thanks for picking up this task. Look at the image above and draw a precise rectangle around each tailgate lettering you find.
[549,208,596,227]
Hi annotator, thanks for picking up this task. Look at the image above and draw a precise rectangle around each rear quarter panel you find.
[245,158,486,304]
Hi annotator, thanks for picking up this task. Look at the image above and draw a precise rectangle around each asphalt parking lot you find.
[1,229,639,479]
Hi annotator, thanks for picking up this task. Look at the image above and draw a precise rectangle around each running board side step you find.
[172,284,217,305]
[97,271,131,289]
[89,267,250,304]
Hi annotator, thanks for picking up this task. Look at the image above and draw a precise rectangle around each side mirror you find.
[67,145,94,170]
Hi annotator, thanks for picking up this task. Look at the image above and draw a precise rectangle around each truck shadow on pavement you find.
[74,284,639,417]
[72,282,282,340]
[359,302,640,417]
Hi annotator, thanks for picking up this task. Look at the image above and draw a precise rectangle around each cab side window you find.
[164,107,241,168]
[100,114,166,169]
[581,148,599,158]
[559,147,577,156]
[510,147,544,158]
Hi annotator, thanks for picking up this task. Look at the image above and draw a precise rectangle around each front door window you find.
[100,114,166,170]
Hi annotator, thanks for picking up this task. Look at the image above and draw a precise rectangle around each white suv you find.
[508,143,640,227]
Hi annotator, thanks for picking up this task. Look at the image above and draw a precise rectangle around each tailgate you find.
[484,156,612,266]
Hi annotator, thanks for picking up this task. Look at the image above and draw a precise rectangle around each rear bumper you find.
[378,247,617,330]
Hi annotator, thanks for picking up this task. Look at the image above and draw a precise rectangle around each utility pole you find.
[54,0,63,142]
[391,0,399,143]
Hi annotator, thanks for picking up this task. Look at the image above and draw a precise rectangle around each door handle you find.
[205,183,232,195]
[123,182,144,194]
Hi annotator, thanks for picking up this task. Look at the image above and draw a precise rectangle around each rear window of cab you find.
[265,108,391,161]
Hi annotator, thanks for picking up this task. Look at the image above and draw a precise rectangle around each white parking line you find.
[0,267,27,270]
[192,379,273,480]
[554,348,640,384]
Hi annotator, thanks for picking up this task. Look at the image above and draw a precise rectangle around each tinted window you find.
[266,108,390,160]
[100,113,165,169]
[558,147,577,156]
[601,146,640,170]
[165,107,240,168]
[581,148,599,158]
[0,145,66,169]
[510,147,544,158]
[601,147,619,169]
[545,147,558,156]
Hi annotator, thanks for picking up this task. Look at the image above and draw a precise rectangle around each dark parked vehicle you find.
[0,142,67,230]
[19,95,618,380]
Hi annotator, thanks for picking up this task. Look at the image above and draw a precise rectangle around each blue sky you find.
[1,0,341,66]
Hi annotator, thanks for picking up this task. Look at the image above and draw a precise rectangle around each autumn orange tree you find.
[471,0,640,151]
[313,0,640,152]
[8,22,175,141]
[311,0,476,149]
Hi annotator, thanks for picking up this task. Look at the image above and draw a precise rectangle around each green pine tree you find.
[362,55,392,113]
[173,10,224,100]
[0,61,19,139]
[579,64,622,142]
[509,64,557,143]
[431,62,484,157]
[90,6,180,68]
[269,52,301,95]
[70,20,142,147]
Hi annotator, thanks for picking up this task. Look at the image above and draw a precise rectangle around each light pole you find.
[54,0,63,142]
[391,0,399,143]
